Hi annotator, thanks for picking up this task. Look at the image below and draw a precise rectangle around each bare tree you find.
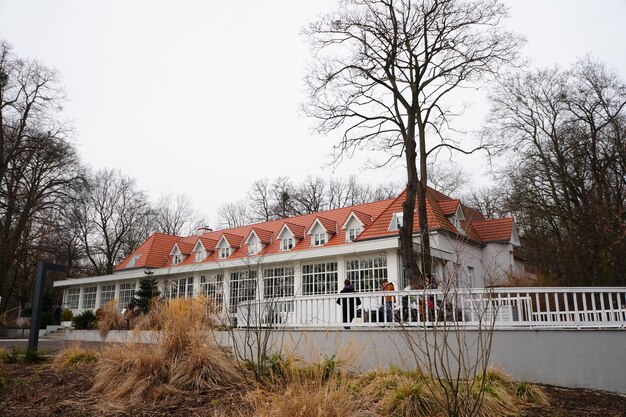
[75,169,151,275]
[270,176,296,219]
[304,0,522,286]
[248,178,274,223]
[216,200,250,229]
[487,58,626,285]
[153,193,201,236]
[428,160,468,196]
[0,41,83,310]
[463,186,508,220]
[292,175,327,215]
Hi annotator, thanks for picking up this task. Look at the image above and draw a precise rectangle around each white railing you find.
[236,287,626,329]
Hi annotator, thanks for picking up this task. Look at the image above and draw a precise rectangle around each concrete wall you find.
[232,328,626,394]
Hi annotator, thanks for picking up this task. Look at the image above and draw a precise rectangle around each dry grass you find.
[90,298,243,404]
[53,343,100,368]
[250,380,361,417]
[97,300,125,338]
[516,381,549,405]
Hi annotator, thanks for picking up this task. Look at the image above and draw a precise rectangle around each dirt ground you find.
[0,351,625,416]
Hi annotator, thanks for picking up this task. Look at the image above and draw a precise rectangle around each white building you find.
[53,187,524,314]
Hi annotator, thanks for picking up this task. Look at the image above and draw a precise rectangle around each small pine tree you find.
[134,270,161,314]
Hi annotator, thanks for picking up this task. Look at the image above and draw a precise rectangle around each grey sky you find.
[1,0,625,227]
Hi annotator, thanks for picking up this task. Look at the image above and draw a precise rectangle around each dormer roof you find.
[307,217,337,235]
[341,210,373,229]
[192,237,218,253]
[277,222,306,240]
[217,233,244,249]
[245,228,273,245]
[438,199,461,216]
[170,241,194,256]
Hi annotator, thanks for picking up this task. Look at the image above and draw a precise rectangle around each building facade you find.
[54,187,524,314]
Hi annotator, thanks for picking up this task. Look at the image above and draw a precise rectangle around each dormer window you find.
[248,242,259,255]
[219,247,231,259]
[195,249,205,262]
[127,254,141,267]
[389,213,403,231]
[347,227,362,242]
[313,232,327,246]
[281,237,294,251]
[173,254,183,265]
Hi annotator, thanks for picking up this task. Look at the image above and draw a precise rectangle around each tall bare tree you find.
[153,193,203,236]
[248,178,274,223]
[304,0,522,285]
[488,58,626,285]
[0,41,83,310]
[216,200,250,229]
[75,169,151,275]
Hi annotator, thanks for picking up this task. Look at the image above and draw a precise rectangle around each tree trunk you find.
[399,122,421,288]
[417,122,432,283]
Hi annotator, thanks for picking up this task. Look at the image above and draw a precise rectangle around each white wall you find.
[233,328,626,394]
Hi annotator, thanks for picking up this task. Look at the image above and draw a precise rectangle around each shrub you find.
[516,382,548,405]
[62,308,73,321]
[383,376,441,417]
[24,348,47,362]
[97,300,125,339]
[55,344,100,367]
[90,298,243,402]
[72,310,97,330]
[0,347,20,363]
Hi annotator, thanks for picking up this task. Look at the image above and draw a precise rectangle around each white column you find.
[95,285,102,309]
[337,254,346,291]
[293,260,303,296]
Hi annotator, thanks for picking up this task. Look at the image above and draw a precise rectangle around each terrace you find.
[236,287,626,329]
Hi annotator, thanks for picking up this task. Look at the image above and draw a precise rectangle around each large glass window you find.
[263,266,294,298]
[302,262,338,295]
[229,270,257,313]
[82,286,97,309]
[99,284,116,306]
[65,288,80,309]
[119,282,136,308]
[167,276,194,299]
[200,273,224,308]
[346,256,388,292]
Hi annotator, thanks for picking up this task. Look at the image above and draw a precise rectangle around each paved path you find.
[0,338,108,351]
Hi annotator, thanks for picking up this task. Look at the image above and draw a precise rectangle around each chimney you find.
[196,226,213,236]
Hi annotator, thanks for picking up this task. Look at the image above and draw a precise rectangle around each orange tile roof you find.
[438,199,460,216]
[115,233,182,270]
[175,241,195,255]
[351,210,373,227]
[311,217,338,235]
[220,233,244,248]
[248,228,273,244]
[197,237,218,251]
[115,188,516,271]
[471,218,514,242]
[282,222,306,239]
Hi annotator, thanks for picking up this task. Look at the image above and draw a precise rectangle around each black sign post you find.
[28,262,66,351]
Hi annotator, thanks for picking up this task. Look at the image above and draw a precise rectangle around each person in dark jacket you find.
[337,279,360,329]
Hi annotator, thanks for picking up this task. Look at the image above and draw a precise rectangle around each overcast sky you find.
[1,0,625,227]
